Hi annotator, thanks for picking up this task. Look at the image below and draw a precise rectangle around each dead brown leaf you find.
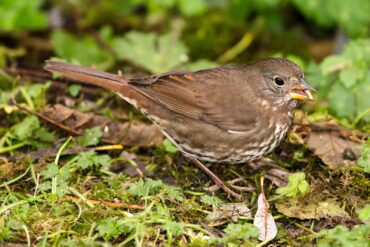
[253,192,277,241]
[206,203,252,222]
[43,104,163,148]
[276,197,350,220]
[307,129,361,170]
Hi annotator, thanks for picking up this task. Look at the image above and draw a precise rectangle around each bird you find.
[44,58,315,199]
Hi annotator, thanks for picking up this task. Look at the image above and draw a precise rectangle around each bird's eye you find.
[274,76,285,86]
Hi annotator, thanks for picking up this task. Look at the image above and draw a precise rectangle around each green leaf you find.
[184,59,218,71]
[358,139,370,173]
[39,162,70,198]
[40,163,59,179]
[162,184,184,201]
[320,55,349,75]
[358,205,370,222]
[68,84,81,97]
[276,172,310,197]
[292,0,370,37]
[339,66,360,88]
[51,30,114,70]
[11,115,40,140]
[178,0,207,16]
[129,178,164,197]
[0,0,47,31]
[328,82,356,120]
[354,76,370,123]
[97,217,133,241]
[77,127,103,147]
[162,139,177,154]
[75,151,111,170]
[112,31,188,73]
[317,225,370,247]
[200,195,223,207]
[164,221,185,237]
[211,223,258,244]
[34,128,56,142]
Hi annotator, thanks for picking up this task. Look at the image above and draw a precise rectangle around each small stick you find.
[12,99,81,136]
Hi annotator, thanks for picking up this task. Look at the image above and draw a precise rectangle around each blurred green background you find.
[0,0,369,128]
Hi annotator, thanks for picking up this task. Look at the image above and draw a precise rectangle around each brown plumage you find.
[45,58,315,198]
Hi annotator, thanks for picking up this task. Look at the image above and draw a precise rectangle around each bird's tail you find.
[44,60,129,92]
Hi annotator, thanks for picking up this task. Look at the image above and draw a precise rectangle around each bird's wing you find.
[129,67,258,133]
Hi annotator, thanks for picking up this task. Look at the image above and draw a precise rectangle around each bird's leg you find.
[191,159,244,200]
[207,177,255,193]
[248,157,289,187]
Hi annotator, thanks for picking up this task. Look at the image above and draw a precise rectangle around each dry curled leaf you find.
[206,203,252,222]
[43,104,163,147]
[307,130,361,169]
[276,197,349,220]
[253,192,277,241]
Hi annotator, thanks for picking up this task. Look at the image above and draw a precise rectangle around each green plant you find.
[0,0,47,31]
[306,39,370,124]
[292,0,370,37]
[276,172,310,197]
[51,29,115,70]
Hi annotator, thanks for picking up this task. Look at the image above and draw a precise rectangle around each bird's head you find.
[254,58,316,109]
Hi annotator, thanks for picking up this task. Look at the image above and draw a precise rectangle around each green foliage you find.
[68,84,81,97]
[10,115,40,140]
[0,0,47,31]
[77,127,103,147]
[111,31,188,73]
[75,151,111,170]
[39,163,70,198]
[200,195,223,207]
[23,82,51,109]
[0,115,55,149]
[211,223,259,245]
[358,139,370,173]
[129,178,184,201]
[292,0,370,37]
[51,30,114,70]
[135,0,209,17]
[358,205,370,222]
[161,139,178,154]
[317,225,370,247]
[306,39,370,123]
[97,217,134,241]
[276,172,310,197]
[129,178,164,197]
[164,221,185,237]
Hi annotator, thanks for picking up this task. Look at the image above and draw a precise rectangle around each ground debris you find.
[276,197,350,220]
[206,203,252,222]
[307,128,361,169]
[42,104,163,148]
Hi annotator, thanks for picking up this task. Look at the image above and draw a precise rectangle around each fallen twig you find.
[12,99,81,136]
[63,195,145,209]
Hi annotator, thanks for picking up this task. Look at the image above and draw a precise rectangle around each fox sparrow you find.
[45,58,315,199]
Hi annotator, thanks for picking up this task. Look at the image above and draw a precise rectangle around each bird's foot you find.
[191,159,246,200]
[206,177,255,193]
[248,158,289,187]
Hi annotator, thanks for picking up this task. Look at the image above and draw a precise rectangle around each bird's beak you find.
[289,81,316,102]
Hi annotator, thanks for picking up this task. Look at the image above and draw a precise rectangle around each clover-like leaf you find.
[276,172,309,197]
[112,31,188,73]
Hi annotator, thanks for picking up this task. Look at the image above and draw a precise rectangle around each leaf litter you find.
[42,104,163,147]
[253,178,278,242]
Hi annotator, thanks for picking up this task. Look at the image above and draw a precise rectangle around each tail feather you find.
[44,60,128,92]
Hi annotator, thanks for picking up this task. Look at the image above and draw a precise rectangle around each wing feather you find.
[129,67,257,132]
